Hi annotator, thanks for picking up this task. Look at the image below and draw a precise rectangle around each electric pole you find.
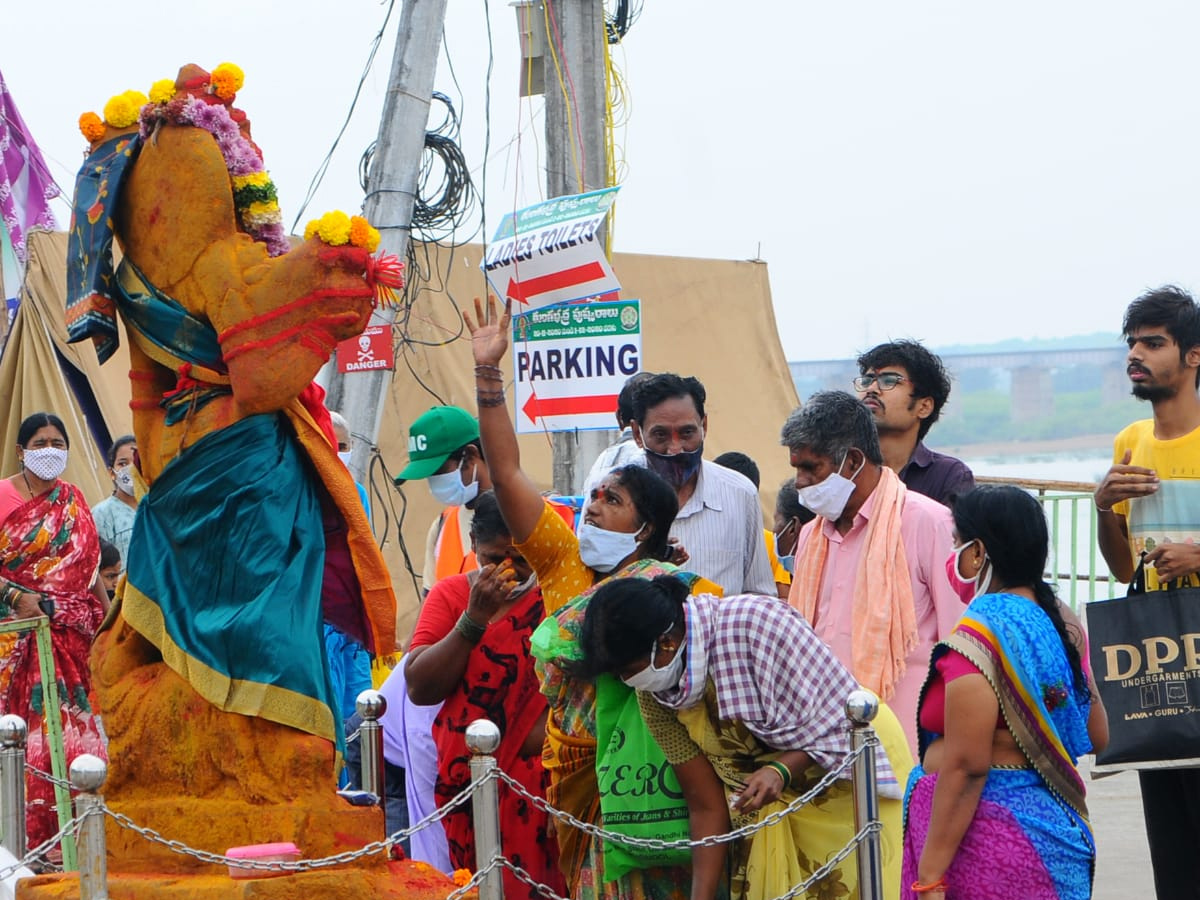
[330,0,450,481]
[543,0,617,495]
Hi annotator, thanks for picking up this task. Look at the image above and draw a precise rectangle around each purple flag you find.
[0,69,58,264]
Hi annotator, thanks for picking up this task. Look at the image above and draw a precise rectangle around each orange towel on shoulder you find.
[791,466,917,700]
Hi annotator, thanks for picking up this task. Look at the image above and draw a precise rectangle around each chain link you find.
[0,813,84,882]
[445,855,503,900]
[100,769,490,872]
[494,739,873,850]
[25,761,73,791]
[47,725,882,896]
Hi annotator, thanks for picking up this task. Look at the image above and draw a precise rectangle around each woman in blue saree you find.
[903,485,1108,899]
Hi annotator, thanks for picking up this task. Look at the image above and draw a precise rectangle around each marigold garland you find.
[139,89,289,256]
[210,63,245,100]
[78,112,106,143]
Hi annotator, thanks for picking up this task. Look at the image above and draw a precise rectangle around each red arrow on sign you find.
[507,262,607,305]
[523,392,618,425]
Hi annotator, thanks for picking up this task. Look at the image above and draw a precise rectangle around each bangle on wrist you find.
[763,760,791,790]
[476,389,507,409]
[474,364,504,382]
[455,611,488,644]
[912,875,948,893]
[1095,500,1113,514]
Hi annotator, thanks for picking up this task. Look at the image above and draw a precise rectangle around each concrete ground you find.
[1082,758,1152,899]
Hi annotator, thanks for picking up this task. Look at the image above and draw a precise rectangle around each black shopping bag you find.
[1089,559,1200,771]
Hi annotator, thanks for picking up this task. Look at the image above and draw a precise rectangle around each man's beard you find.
[1132,382,1176,402]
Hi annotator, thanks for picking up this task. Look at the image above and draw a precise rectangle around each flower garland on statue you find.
[78,64,289,257]
[75,63,402,305]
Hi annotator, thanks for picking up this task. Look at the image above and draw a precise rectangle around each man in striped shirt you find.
[624,373,775,596]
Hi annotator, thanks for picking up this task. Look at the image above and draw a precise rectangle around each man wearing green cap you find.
[395,406,495,592]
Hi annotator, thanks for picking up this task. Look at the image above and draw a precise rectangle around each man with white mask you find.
[782,391,960,758]
[394,406,495,593]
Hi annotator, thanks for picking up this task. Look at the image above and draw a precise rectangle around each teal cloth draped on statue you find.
[122,412,341,751]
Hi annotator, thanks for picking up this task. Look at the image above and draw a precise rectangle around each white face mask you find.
[114,466,135,495]
[622,634,686,692]
[797,452,864,521]
[428,461,479,507]
[23,447,68,482]
[577,521,642,573]
[337,450,353,468]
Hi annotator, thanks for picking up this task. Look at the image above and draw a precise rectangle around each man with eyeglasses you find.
[854,340,974,508]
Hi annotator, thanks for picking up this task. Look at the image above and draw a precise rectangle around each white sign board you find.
[512,300,642,433]
[482,188,621,312]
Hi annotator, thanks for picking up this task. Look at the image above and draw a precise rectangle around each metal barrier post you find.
[846,690,884,900]
[356,689,388,825]
[70,754,107,900]
[0,715,26,859]
[466,719,503,900]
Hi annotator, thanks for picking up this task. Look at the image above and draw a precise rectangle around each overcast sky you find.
[5,1,1197,360]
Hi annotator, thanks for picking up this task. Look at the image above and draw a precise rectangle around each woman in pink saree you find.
[0,412,108,850]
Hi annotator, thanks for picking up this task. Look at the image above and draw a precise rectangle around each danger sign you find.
[336,325,395,373]
[512,300,642,434]
[483,188,622,312]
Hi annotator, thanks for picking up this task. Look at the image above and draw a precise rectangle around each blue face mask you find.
[644,445,704,489]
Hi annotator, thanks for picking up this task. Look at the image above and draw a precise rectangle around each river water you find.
[959,448,1117,606]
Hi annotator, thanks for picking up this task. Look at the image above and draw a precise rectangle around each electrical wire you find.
[290,0,397,233]
[605,0,643,43]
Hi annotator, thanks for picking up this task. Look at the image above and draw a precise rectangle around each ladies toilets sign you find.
[483,187,621,311]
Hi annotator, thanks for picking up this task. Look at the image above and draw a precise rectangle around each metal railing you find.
[976,475,1116,609]
[0,689,888,900]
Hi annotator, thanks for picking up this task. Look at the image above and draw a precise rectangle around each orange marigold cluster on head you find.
[78,112,106,143]
[210,63,245,100]
[349,216,382,252]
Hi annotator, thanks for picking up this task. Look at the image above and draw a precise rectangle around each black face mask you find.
[644,445,704,489]
[106,589,116,601]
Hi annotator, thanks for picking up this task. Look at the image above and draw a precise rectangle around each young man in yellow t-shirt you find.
[1095,285,1200,899]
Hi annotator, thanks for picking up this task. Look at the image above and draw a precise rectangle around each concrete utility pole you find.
[544,0,618,495]
[330,0,449,481]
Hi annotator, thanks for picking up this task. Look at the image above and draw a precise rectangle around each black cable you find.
[606,0,643,43]
[290,0,396,233]
[367,448,423,600]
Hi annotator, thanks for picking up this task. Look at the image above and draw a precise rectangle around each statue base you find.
[16,859,467,900]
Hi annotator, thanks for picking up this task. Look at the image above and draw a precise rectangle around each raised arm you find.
[464,297,546,544]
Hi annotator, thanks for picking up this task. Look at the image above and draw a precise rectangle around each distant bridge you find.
[788,346,1126,379]
[789,346,1129,422]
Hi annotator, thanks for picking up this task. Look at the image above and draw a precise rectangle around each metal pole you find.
[70,753,107,900]
[544,0,616,495]
[846,689,884,900]
[331,0,450,482]
[0,715,26,859]
[466,719,503,900]
[356,689,388,821]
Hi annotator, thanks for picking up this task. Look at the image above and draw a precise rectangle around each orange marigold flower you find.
[452,868,473,887]
[211,63,245,100]
[349,216,381,252]
[79,112,106,143]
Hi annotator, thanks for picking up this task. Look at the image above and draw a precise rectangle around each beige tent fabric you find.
[0,234,798,649]
[0,230,132,507]
[369,245,799,645]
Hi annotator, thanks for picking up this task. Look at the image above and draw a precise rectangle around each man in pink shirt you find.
[783,391,961,757]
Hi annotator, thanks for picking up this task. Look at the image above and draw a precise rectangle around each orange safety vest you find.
[433,500,577,585]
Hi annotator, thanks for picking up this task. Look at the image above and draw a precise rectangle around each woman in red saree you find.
[405,490,563,899]
[0,413,108,849]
